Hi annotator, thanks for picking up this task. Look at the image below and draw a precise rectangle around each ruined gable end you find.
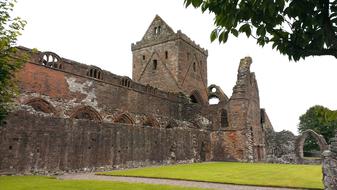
[141,15,175,41]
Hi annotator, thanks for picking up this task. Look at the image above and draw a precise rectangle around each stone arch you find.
[70,106,102,121]
[113,112,135,125]
[295,129,328,160]
[25,98,56,114]
[207,84,228,104]
[189,90,204,105]
[143,115,160,128]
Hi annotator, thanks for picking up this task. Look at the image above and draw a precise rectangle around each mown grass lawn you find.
[0,176,209,190]
[99,162,323,189]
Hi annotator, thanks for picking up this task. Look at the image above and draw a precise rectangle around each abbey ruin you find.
[0,15,288,173]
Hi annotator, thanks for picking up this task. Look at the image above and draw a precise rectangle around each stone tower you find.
[131,15,209,103]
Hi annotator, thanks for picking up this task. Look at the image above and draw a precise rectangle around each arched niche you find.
[295,129,329,160]
[70,106,102,121]
[113,112,135,125]
[25,98,56,114]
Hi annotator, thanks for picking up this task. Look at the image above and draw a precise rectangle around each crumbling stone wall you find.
[265,129,297,163]
[226,57,265,162]
[0,111,210,174]
[322,130,337,190]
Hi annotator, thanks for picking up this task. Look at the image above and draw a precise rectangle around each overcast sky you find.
[13,0,337,134]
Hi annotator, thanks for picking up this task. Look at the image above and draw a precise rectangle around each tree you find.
[184,0,337,61]
[0,0,26,123]
[298,105,337,152]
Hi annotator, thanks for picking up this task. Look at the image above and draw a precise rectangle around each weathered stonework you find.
[322,131,337,190]
[0,15,272,173]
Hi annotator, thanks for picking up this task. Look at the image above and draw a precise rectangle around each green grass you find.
[0,176,209,190]
[99,162,323,189]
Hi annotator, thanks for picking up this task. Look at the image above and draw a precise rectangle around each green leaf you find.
[210,29,218,42]
[191,0,203,7]
[218,31,229,43]
[239,24,251,37]
[231,28,238,37]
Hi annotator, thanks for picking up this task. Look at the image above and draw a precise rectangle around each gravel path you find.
[58,173,304,190]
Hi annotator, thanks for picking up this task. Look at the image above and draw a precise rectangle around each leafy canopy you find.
[0,0,26,122]
[184,0,337,61]
[298,105,337,152]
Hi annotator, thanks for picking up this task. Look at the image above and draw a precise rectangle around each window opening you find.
[153,60,158,70]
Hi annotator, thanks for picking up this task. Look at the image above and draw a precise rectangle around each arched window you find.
[87,67,103,80]
[70,106,102,121]
[193,62,196,72]
[25,98,56,114]
[154,26,161,35]
[120,77,132,88]
[40,52,63,69]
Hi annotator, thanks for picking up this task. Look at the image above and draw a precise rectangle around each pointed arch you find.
[25,98,56,114]
[113,112,135,125]
[70,106,102,121]
[189,90,205,105]
[143,115,160,128]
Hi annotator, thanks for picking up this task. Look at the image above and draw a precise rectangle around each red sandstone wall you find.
[16,60,188,121]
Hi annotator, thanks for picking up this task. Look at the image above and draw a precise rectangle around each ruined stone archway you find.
[25,98,56,114]
[70,106,102,121]
[295,129,328,161]
[113,112,135,125]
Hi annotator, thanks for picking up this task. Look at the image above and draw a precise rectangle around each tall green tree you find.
[184,0,337,61]
[299,105,337,152]
[0,0,26,123]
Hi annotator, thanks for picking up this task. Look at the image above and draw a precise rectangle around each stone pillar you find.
[322,130,337,190]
